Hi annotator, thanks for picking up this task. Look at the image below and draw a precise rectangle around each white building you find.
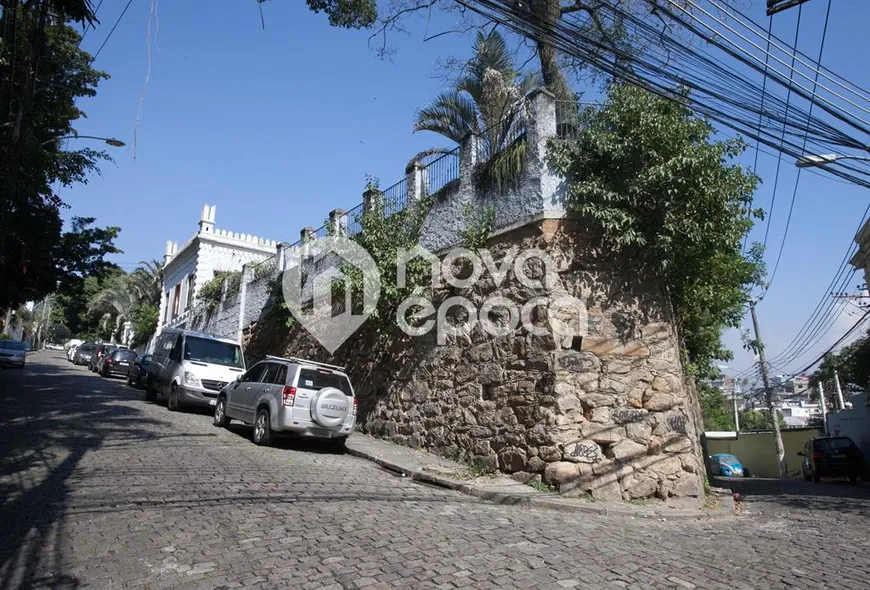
[157,204,279,332]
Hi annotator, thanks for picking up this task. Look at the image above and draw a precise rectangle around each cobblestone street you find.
[2,352,869,589]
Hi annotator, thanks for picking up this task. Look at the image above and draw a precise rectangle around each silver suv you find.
[213,355,356,451]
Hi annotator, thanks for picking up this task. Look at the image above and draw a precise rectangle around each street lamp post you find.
[795,153,870,168]
[42,135,125,147]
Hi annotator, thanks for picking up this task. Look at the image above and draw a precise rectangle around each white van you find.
[146,328,246,411]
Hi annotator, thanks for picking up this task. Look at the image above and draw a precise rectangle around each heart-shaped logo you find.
[281,236,381,354]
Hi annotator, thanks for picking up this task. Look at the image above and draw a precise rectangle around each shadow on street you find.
[0,353,169,590]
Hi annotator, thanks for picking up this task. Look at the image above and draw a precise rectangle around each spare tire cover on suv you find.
[310,387,350,428]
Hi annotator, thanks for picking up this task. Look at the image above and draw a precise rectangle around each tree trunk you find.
[530,0,574,102]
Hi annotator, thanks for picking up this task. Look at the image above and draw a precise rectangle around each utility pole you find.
[833,370,846,410]
[818,381,828,434]
[733,393,740,432]
[749,300,787,478]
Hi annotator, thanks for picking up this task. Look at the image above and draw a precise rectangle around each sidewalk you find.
[346,433,735,521]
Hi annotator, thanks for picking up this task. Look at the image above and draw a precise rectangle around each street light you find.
[795,153,870,168]
[42,135,125,147]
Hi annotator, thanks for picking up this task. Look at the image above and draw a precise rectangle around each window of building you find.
[187,274,196,308]
[172,284,181,319]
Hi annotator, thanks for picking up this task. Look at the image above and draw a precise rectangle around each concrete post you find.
[458,132,480,186]
[363,188,383,217]
[405,161,425,202]
[300,227,315,258]
[237,264,254,343]
[276,242,287,271]
[526,87,557,162]
[329,209,348,237]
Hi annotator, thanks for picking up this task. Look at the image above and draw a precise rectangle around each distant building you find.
[157,204,279,333]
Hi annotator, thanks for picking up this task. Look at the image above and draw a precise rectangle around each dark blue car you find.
[711,453,749,477]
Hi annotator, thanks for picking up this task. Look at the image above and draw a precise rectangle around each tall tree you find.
[414,30,538,154]
[547,83,764,378]
[0,10,116,310]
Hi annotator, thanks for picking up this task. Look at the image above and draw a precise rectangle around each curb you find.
[347,445,735,521]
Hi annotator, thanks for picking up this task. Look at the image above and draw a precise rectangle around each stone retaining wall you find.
[243,219,704,502]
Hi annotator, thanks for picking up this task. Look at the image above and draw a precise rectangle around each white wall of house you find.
[157,204,278,333]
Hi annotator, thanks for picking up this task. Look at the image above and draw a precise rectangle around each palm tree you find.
[86,260,163,343]
[126,259,164,306]
[414,30,540,163]
[88,275,134,343]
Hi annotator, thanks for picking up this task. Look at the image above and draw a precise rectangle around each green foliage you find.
[458,202,496,252]
[0,333,10,340]
[738,408,786,431]
[699,382,735,431]
[0,13,116,309]
[414,30,538,188]
[259,0,376,29]
[55,265,125,336]
[345,175,435,330]
[547,83,765,378]
[197,271,242,310]
[810,333,870,397]
[130,304,159,349]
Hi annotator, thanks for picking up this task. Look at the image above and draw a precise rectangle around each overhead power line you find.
[92,0,136,61]
[456,0,870,191]
[764,0,834,294]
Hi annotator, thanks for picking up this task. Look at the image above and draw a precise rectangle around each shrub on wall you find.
[198,270,242,310]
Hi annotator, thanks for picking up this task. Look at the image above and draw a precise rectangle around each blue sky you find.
[61,0,870,378]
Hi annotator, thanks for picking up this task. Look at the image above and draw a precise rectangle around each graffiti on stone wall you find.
[563,439,602,463]
[613,408,647,424]
[666,413,687,434]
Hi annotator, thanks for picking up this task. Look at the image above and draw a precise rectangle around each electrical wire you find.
[91,0,136,61]
[760,4,803,256]
[764,0,834,294]
[79,0,105,45]
[785,308,870,377]
[742,15,773,256]
[456,0,870,191]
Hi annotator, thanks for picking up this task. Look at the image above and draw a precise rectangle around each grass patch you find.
[526,481,553,493]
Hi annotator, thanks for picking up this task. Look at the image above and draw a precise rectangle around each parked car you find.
[73,342,97,365]
[127,354,152,388]
[101,348,138,378]
[710,453,750,477]
[799,436,869,483]
[213,355,356,451]
[66,344,79,362]
[90,343,121,372]
[94,345,120,374]
[147,328,245,411]
[0,339,27,369]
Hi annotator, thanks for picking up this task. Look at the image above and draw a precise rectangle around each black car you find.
[101,348,138,378]
[126,354,152,388]
[799,436,869,483]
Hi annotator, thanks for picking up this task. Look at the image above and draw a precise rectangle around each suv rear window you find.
[113,350,138,361]
[814,438,854,452]
[297,368,353,396]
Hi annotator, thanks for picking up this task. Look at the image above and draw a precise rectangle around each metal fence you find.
[312,222,330,240]
[555,100,590,141]
[346,202,364,236]
[474,107,528,164]
[381,177,408,217]
[420,148,460,196]
[250,252,278,280]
